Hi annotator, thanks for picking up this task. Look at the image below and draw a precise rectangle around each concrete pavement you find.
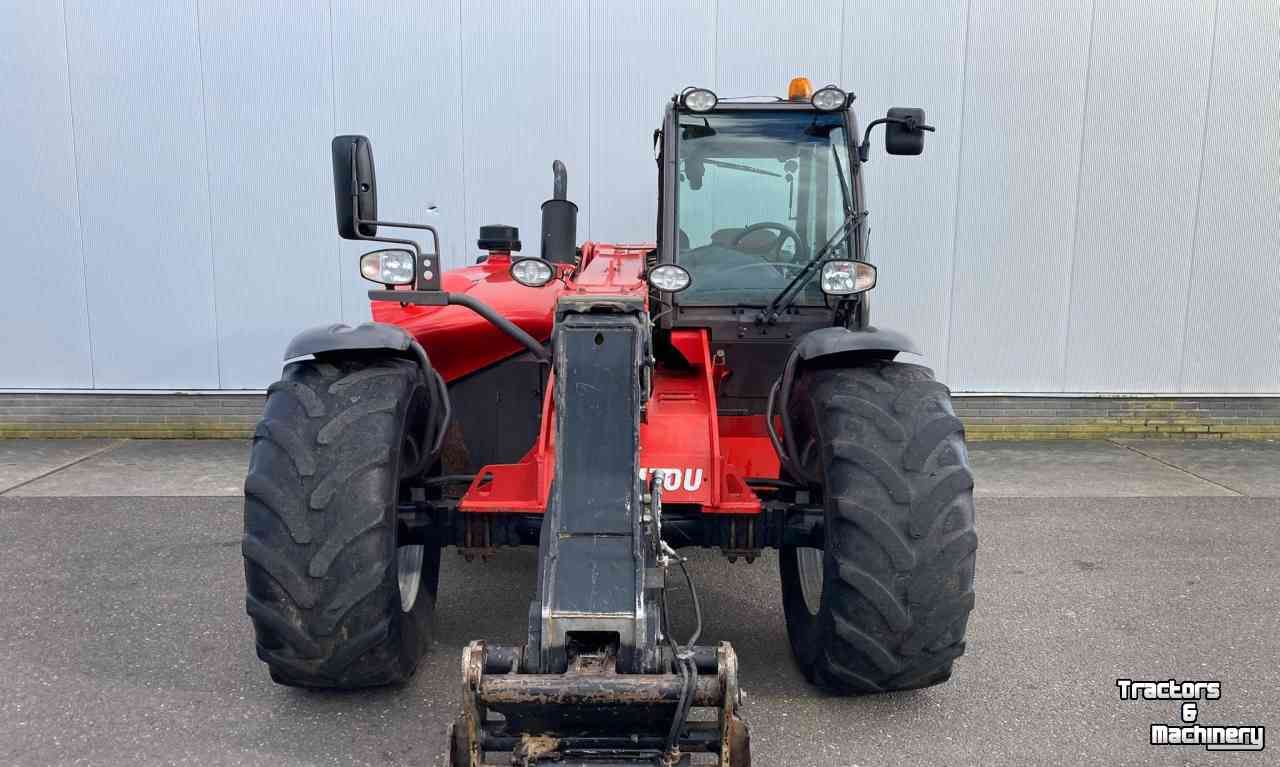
[1,439,1278,766]
[5,438,1278,498]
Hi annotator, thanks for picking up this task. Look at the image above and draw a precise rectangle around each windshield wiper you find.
[701,158,783,178]
[831,141,856,220]
[756,209,864,324]
[757,144,861,324]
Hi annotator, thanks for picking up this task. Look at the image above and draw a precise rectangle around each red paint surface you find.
[372,242,776,515]
[638,329,762,514]
[371,256,567,382]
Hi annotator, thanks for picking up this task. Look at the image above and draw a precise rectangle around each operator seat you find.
[711,227,779,254]
[677,227,779,255]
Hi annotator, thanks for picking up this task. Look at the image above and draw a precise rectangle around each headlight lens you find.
[819,260,876,295]
[684,88,718,113]
[510,257,555,287]
[359,249,415,285]
[811,86,847,111]
[647,264,692,292]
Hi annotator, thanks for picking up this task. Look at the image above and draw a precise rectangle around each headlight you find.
[645,263,696,294]
[647,264,692,292]
[510,257,555,287]
[811,86,847,111]
[683,88,718,113]
[819,260,876,295]
[359,248,415,285]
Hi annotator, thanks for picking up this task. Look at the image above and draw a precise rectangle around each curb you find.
[4,392,1280,440]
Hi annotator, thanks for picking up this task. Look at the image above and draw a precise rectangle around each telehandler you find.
[242,77,976,765]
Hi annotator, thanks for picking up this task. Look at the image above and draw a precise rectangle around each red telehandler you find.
[242,78,976,766]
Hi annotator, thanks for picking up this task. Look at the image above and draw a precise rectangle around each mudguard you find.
[789,324,919,361]
[283,322,414,360]
[283,321,449,461]
[771,325,919,482]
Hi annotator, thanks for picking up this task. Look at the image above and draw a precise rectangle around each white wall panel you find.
[1063,0,1216,392]
[947,0,1093,391]
[0,1,93,387]
[843,0,969,379]
[459,0,591,261]
[333,0,467,322]
[5,0,1279,392]
[198,0,338,388]
[1179,0,1280,392]
[714,0,843,95]
[64,0,219,388]
[587,0,715,244]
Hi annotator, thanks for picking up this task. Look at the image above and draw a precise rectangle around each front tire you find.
[242,355,441,688]
[779,360,976,694]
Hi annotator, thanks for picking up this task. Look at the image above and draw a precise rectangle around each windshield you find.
[675,110,853,306]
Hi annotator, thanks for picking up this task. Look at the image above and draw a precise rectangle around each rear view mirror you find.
[332,135,377,238]
[885,107,927,156]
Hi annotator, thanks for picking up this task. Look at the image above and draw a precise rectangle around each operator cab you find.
[653,77,931,414]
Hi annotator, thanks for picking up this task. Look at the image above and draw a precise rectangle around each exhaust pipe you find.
[551,159,568,200]
[540,160,578,264]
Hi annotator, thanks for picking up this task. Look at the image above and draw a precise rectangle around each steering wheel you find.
[731,222,809,263]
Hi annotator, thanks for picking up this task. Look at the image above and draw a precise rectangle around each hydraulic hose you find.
[406,339,451,475]
[367,289,551,365]
[661,552,704,758]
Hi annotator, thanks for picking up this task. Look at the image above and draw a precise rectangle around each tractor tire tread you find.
[782,360,976,695]
[245,472,310,544]
[243,356,437,689]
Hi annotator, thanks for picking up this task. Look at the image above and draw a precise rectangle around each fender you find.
[282,321,450,459]
[789,324,919,361]
[283,321,415,360]
[770,325,919,481]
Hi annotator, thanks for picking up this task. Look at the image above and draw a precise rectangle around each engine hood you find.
[371,243,651,382]
[370,256,565,381]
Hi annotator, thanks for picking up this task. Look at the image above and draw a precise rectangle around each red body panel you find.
[372,242,778,515]
[371,252,568,382]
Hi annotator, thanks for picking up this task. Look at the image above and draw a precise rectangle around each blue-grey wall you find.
[2,0,1277,392]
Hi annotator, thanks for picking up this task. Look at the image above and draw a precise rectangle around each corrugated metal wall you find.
[2,0,1277,392]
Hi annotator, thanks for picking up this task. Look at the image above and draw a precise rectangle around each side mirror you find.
[885,107,927,156]
[332,135,377,239]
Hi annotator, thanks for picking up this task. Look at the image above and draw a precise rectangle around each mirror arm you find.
[858,116,935,162]
[857,118,888,162]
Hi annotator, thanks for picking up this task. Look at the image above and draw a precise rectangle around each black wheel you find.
[242,354,441,688]
[779,360,976,693]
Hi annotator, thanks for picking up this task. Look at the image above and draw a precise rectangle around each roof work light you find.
[683,87,718,112]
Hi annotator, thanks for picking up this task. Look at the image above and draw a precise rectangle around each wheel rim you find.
[396,392,427,613]
[398,544,424,612]
[796,546,824,616]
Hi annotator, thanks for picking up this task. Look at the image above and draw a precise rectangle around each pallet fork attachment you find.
[450,642,749,766]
